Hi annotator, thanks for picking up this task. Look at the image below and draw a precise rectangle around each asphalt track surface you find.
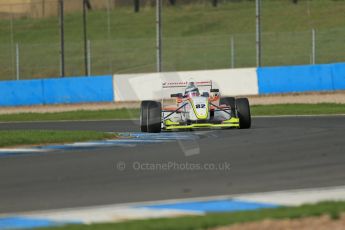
[0,116,345,214]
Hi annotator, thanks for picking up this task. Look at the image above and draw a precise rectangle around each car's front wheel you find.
[140,101,150,132]
[147,101,162,133]
[235,98,251,129]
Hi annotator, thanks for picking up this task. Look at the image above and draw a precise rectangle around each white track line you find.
[21,207,199,224]
[0,148,49,153]
[232,185,345,206]
[2,185,345,225]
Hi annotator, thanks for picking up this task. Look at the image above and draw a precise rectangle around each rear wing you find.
[162,80,213,89]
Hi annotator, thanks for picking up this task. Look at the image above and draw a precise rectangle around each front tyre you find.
[140,101,150,132]
[235,98,251,129]
[147,101,162,133]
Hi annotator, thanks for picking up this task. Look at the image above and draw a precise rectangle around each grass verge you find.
[0,130,117,148]
[36,201,345,230]
[0,104,345,122]
[251,103,345,116]
[0,108,140,122]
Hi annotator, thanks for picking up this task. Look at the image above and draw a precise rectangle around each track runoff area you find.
[0,115,345,229]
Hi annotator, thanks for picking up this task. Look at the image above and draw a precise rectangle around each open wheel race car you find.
[140,81,251,133]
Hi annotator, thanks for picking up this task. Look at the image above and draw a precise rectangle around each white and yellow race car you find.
[140,81,251,133]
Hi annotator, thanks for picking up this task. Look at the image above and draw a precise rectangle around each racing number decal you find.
[195,104,206,109]
[189,99,209,119]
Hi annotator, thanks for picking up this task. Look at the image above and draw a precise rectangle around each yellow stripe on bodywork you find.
[165,119,180,126]
[223,117,240,124]
[165,122,240,130]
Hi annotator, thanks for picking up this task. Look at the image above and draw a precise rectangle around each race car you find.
[140,80,251,133]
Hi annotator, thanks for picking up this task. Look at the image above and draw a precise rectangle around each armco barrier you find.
[0,76,114,107]
[257,62,345,94]
[113,68,259,102]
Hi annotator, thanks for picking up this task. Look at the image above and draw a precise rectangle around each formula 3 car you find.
[140,80,251,133]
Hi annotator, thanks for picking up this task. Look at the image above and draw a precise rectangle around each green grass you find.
[251,103,345,116]
[0,104,344,122]
[1,0,345,80]
[0,108,140,122]
[36,201,345,230]
[0,130,117,148]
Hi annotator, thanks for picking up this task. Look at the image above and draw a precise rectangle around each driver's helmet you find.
[185,82,200,97]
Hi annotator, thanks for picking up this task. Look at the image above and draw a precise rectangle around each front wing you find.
[164,117,240,131]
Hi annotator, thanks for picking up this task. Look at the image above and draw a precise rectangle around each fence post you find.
[156,0,162,72]
[10,5,15,80]
[16,43,20,80]
[256,0,262,67]
[59,0,65,77]
[134,0,140,12]
[231,36,235,68]
[87,40,91,76]
[107,0,113,74]
[312,28,316,65]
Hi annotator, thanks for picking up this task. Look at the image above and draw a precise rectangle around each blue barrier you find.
[257,63,345,94]
[2,63,345,107]
[0,76,114,107]
[332,63,345,90]
[0,79,44,106]
[43,76,114,104]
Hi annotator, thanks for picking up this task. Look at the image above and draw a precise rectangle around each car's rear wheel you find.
[147,101,162,133]
[235,98,251,129]
[140,101,150,132]
[220,97,236,117]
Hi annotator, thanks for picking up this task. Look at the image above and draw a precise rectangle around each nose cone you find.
[192,97,209,119]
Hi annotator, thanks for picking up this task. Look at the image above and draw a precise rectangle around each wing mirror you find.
[201,92,210,97]
[171,93,183,98]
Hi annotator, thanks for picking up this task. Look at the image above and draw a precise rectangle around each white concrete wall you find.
[113,68,258,102]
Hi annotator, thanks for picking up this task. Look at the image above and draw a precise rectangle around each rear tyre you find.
[235,98,251,129]
[147,101,162,133]
[140,101,150,132]
[220,97,236,117]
